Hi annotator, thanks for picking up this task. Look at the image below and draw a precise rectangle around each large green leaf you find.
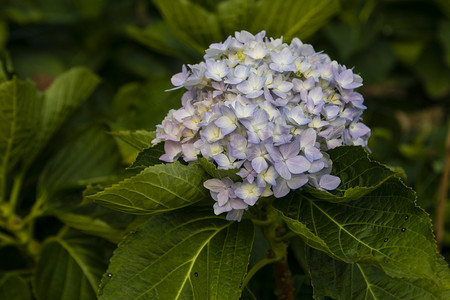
[305,146,396,202]
[38,126,121,203]
[153,0,222,52]
[0,77,39,200]
[25,67,100,167]
[87,162,209,214]
[98,208,254,300]
[307,247,450,300]
[34,232,107,300]
[274,177,440,281]
[249,0,341,41]
[0,274,31,300]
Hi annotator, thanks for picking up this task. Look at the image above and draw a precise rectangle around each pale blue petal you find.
[286,156,311,174]
[279,140,300,159]
[275,162,291,180]
[319,175,341,190]
[287,174,308,189]
[273,179,290,198]
[252,157,268,173]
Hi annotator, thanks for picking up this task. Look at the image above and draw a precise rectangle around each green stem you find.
[9,171,25,215]
[241,256,280,289]
[0,231,16,244]
[244,203,294,300]
[21,194,46,228]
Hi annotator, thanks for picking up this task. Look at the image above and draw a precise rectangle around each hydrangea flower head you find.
[153,31,370,221]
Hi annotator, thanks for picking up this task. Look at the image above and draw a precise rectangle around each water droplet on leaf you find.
[106,273,113,278]
[401,228,406,232]
[404,215,409,220]
[194,272,198,277]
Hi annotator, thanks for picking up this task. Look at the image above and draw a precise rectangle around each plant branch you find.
[436,121,450,251]
[273,258,294,300]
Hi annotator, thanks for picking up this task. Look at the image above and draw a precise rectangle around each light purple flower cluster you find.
[153,30,370,221]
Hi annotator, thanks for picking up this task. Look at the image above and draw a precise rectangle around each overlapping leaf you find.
[38,126,121,201]
[199,157,241,181]
[34,233,106,300]
[307,247,450,300]
[87,162,209,214]
[249,0,341,41]
[126,22,197,60]
[0,274,31,300]
[25,67,100,167]
[98,208,254,300]
[0,77,39,200]
[129,142,165,170]
[57,203,134,243]
[153,0,222,52]
[305,146,396,202]
[110,130,155,151]
[275,178,439,281]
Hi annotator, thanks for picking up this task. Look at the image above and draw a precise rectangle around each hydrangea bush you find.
[84,31,450,300]
[153,30,371,221]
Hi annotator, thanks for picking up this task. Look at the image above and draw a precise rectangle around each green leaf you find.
[0,274,31,300]
[129,143,165,170]
[38,126,121,202]
[217,0,256,35]
[0,77,39,200]
[307,247,450,300]
[305,146,396,203]
[274,177,440,281]
[249,0,341,41]
[34,232,107,300]
[98,208,254,300]
[153,0,222,52]
[25,67,100,167]
[126,22,199,60]
[56,203,134,243]
[199,157,241,181]
[413,44,450,98]
[110,130,156,165]
[87,162,209,215]
[112,79,184,130]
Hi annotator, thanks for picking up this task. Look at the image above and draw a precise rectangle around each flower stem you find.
[245,204,294,299]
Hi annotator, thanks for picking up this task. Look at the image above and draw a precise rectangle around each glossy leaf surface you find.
[88,162,209,214]
[99,208,254,300]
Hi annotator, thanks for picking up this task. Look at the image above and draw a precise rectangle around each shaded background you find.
[1,0,449,298]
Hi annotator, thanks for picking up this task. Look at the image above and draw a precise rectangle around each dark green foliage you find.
[0,1,448,299]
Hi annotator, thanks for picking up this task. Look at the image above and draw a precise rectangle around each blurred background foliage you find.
[0,0,449,299]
